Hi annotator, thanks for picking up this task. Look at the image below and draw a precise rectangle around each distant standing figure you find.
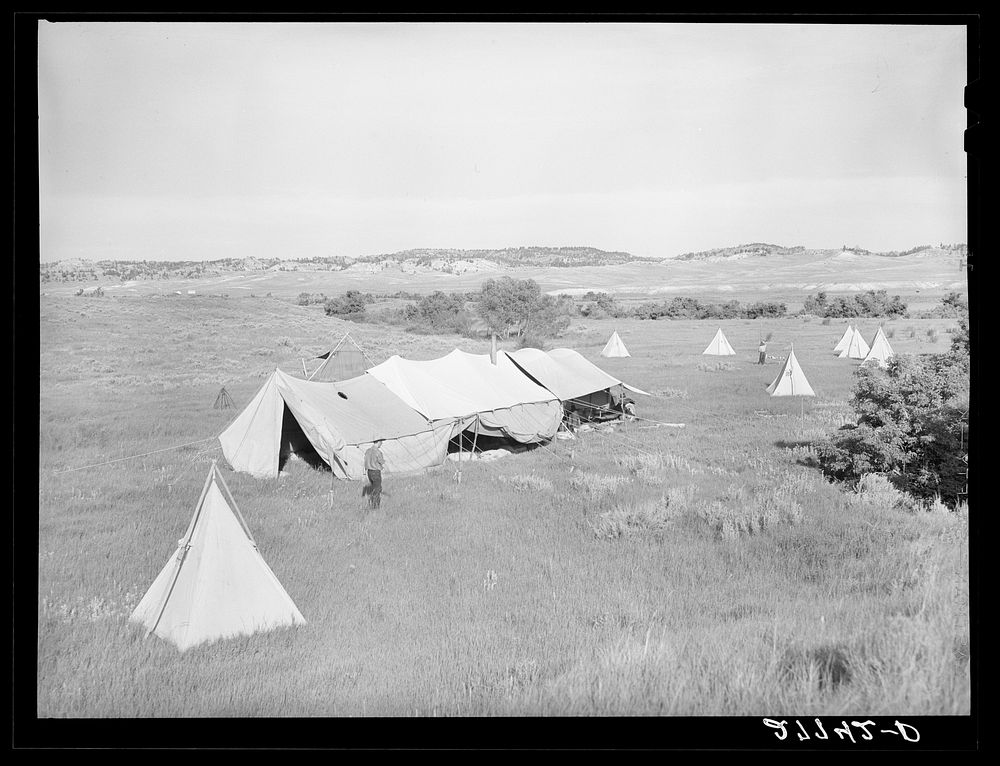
[758,340,767,365]
[363,439,386,509]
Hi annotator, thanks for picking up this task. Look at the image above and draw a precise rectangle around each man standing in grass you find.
[363,439,386,509]
[758,339,767,365]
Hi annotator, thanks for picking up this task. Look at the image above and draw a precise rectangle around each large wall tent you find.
[219,369,454,480]
[366,349,563,444]
[221,347,648,481]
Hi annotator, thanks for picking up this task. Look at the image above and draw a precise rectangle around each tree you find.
[476,277,542,338]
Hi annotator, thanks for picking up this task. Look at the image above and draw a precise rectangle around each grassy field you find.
[36,293,970,718]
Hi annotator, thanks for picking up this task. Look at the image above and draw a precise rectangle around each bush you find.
[815,348,969,506]
[324,290,369,317]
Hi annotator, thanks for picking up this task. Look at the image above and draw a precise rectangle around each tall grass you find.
[36,297,970,716]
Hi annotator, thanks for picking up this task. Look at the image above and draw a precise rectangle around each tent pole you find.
[214,464,258,547]
[145,461,216,639]
[471,415,480,455]
[301,358,308,377]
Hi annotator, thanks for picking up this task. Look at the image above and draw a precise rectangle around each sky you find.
[37,21,970,262]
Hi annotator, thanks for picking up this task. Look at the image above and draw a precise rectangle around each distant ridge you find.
[674,243,806,261]
[673,242,967,261]
[39,243,967,284]
[39,246,655,283]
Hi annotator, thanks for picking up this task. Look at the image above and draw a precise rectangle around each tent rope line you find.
[51,436,220,475]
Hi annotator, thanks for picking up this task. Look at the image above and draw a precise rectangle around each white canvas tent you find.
[308,333,376,382]
[504,347,650,401]
[861,327,895,368]
[503,347,650,421]
[766,347,816,397]
[702,328,736,356]
[833,325,855,353]
[219,369,454,480]
[600,331,630,358]
[130,462,306,652]
[366,349,563,443]
[838,327,871,359]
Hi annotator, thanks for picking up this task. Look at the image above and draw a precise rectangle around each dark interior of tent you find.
[277,405,330,472]
[447,428,538,456]
[565,386,632,424]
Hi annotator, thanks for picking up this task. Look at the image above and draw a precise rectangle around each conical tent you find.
[766,348,816,397]
[213,387,235,409]
[861,327,895,368]
[130,463,306,652]
[702,328,736,356]
[833,325,855,353]
[838,327,871,359]
[309,333,376,382]
[601,331,630,358]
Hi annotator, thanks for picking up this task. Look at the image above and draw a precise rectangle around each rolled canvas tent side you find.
[219,370,454,480]
[366,350,563,444]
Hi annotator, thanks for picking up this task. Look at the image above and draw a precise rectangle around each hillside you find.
[39,246,652,285]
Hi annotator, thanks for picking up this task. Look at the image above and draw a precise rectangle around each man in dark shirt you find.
[363,440,386,509]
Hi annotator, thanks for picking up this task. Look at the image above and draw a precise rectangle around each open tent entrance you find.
[278,404,329,473]
[445,415,546,458]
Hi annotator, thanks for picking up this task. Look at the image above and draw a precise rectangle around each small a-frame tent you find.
[213,386,235,409]
[861,326,895,368]
[838,326,871,360]
[833,325,855,354]
[766,347,816,397]
[601,331,630,358]
[308,333,376,382]
[702,328,736,356]
[130,462,306,652]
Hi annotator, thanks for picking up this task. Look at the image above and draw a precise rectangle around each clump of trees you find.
[801,290,908,318]
[297,292,327,306]
[406,291,473,335]
[323,290,371,319]
[815,318,970,507]
[626,297,786,320]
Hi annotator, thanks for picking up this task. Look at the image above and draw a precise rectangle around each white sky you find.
[37,21,969,262]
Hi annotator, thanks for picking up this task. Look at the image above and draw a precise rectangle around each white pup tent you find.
[219,369,454,480]
[838,326,871,360]
[130,462,306,652]
[861,326,895,368]
[833,324,855,354]
[366,349,563,444]
[766,347,816,397]
[600,330,630,358]
[308,333,375,382]
[702,328,736,356]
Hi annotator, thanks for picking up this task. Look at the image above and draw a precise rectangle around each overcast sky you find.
[37,21,969,262]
